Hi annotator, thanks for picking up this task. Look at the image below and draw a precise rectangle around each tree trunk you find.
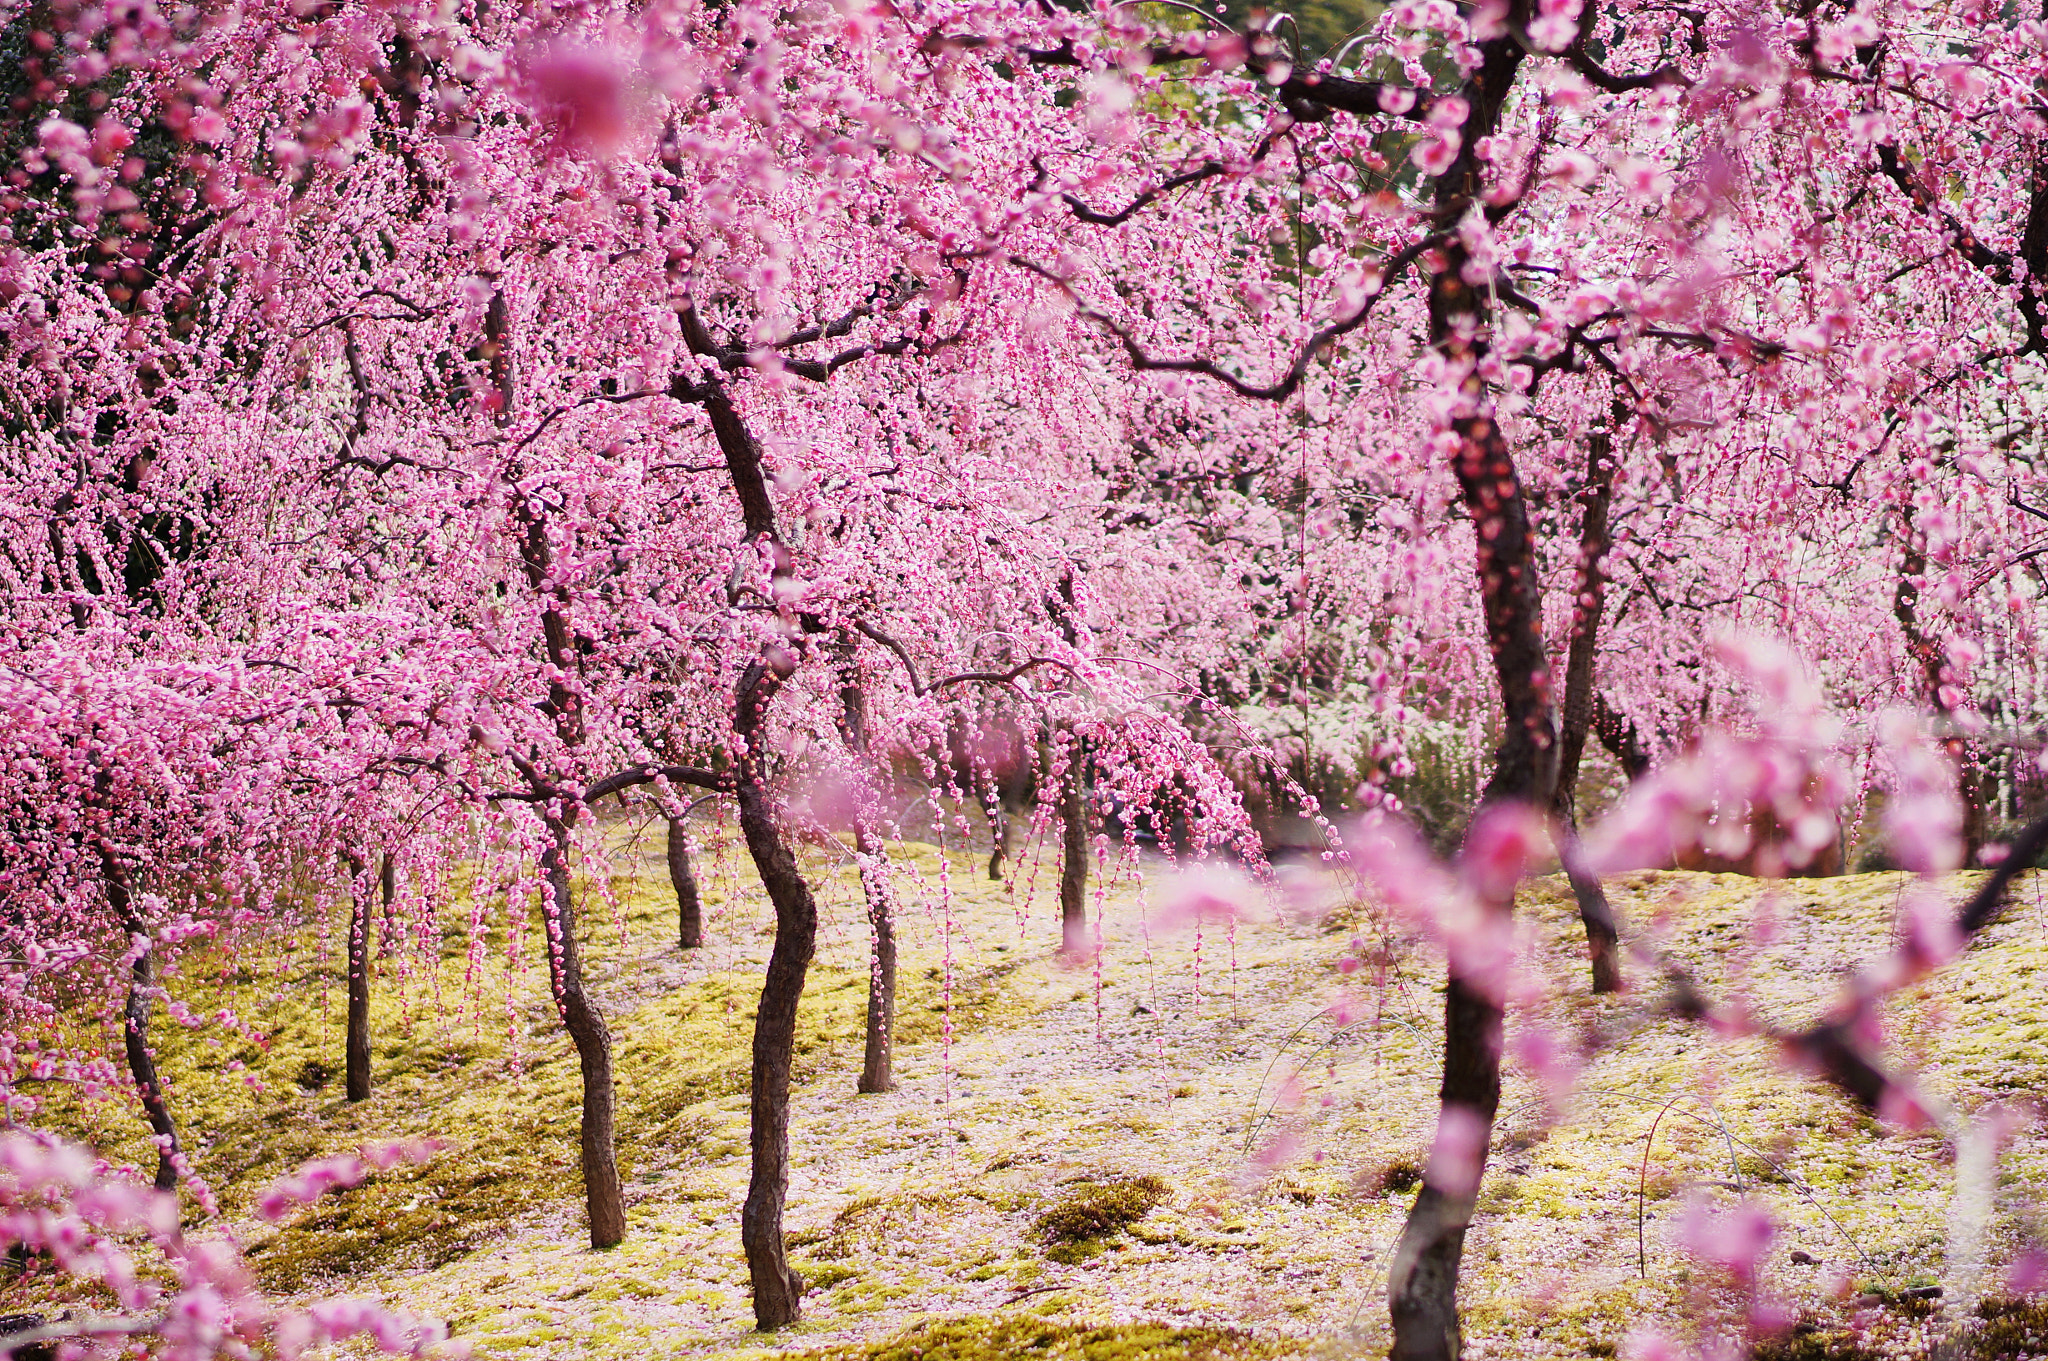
[668,815,703,949]
[101,855,180,1192]
[1592,693,1651,781]
[734,655,815,1329]
[1385,24,1553,1358]
[853,821,898,1094]
[1895,523,1985,860]
[346,854,374,1102]
[1552,413,1624,995]
[378,852,398,957]
[835,668,897,1094]
[540,821,625,1250]
[1059,742,1089,957]
[987,798,1013,881]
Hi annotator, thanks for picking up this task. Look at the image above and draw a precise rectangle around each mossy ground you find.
[9,824,2048,1361]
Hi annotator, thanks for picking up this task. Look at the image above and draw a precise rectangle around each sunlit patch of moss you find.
[1032,1175,1169,1246]
[25,824,1039,1293]
[797,1316,1285,1361]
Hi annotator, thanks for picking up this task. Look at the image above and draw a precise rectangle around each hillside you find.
[13,824,2048,1361]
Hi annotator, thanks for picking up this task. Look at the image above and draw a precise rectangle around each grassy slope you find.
[11,823,2048,1361]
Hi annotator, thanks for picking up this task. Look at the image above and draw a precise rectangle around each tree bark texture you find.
[540,822,625,1250]
[378,852,398,957]
[836,672,898,1094]
[1386,18,1553,1359]
[346,854,374,1102]
[101,854,180,1192]
[1895,521,1985,859]
[734,655,815,1328]
[1552,415,1623,994]
[668,815,703,949]
[852,819,898,1094]
[1592,693,1652,781]
[1059,742,1089,957]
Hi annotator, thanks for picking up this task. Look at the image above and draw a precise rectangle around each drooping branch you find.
[1013,233,1439,403]
[1873,143,2048,354]
[1667,808,2048,1116]
[583,762,729,804]
[1035,134,1279,227]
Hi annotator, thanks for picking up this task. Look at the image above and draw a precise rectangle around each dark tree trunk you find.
[853,821,897,1094]
[1059,742,1089,957]
[101,855,180,1192]
[1592,693,1652,781]
[987,798,1014,881]
[1895,524,1985,860]
[378,852,398,957]
[733,655,816,1329]
[540,822,625,1250]
[1552,414,1624,995]
[668,815,703,949]
[836,670,897,1094]
[346,854,374,1102]
[1386,22,1555,1359]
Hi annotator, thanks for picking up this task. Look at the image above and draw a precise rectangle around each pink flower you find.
[1415,132,1460,175]
[524,42,641,156]
[1677,1194,1774,1281]
[1424,1105,1490,1198]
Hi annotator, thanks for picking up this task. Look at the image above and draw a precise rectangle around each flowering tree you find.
[912,0,2048,1352]
[0,1129,450,1359]
[13,0,2048,1353]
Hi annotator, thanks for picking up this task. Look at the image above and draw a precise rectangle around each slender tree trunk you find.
[853,821,897,1094]
[668,815,703,949]
[835,668,897,1094]
[734,655,815,1328]
[1592,693,1651,781]
[1895,523,1985,859]
[101,854,180,1191]
[540,821,625,1250]
[1386,26,1554,1358]
[378,852,398,958]
[1059,741,1089,957]
[346,854,374,1102]
[987,798,1012,881]
[1552,413,1624,995]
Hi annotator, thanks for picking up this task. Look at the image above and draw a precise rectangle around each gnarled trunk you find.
[734,656,815,1329]
[101,855,179,1191]
[346,854,374,1102]
[540,822,625,1250]
[668,815,703,949]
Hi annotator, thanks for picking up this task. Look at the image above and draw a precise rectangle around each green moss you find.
[799,1316,1284,1361]
[1750,1324,1888,1361]
[1032,1175,1169,1245]
[1972,1296,2048,1358]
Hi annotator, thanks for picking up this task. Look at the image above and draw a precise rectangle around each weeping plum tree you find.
[13,0,2048,1353]
[961,0,2048,1343]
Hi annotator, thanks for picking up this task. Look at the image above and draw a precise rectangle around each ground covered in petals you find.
[13,825,2048,1360]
